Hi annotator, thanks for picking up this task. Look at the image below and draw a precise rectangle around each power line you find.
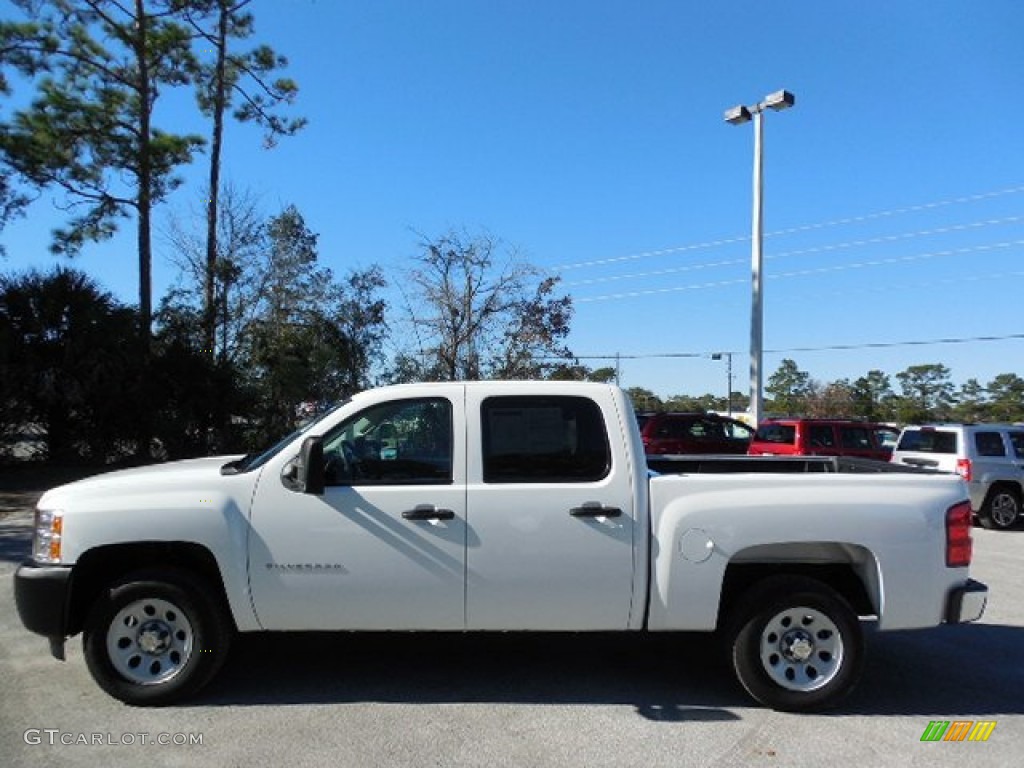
[569,333,1024,362]
[573,240,1024,302]
[823,270,1024,297]
[766,333,1024,355]
[565,255,745,288]
[756,185,1024,240]
[766,216,1024,262]
[564,216,1024,289]
[767,239,1024,281]
[553,184,1024,272]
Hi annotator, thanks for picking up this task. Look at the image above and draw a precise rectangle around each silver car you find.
[891,424,1024,530]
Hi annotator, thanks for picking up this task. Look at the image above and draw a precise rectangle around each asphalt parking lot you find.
[1,489,1022,768]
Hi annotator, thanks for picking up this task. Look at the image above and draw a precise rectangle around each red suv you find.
[748,419,898,461]
[640,412,754,455]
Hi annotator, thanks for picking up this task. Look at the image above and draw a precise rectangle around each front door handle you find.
[402,505,455,521]
[570,503,623,518]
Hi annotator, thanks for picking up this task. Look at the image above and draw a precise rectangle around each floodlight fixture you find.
[724,105,752,125]
[763,89,795,111]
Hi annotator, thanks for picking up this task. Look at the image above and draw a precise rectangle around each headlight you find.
[33,509,64,564]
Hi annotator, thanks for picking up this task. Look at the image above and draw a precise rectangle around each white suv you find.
[891,424,1024,530]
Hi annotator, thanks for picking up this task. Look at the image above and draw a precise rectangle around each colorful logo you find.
[920,720,996,742]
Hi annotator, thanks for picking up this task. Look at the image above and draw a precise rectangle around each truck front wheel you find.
[83,570,232,706]
[728,576,864,712]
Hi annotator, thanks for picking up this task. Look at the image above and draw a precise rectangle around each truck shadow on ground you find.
[198,623,1024,719]
[842,623,1024,716]
[202,631,744,721]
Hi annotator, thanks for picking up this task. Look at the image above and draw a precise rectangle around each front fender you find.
[54,476,261,632]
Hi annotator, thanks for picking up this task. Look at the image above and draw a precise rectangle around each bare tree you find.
[164,183,268,363]
[399,229,574,381]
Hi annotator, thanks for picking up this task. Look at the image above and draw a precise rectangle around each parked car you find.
[748,419,898,462]
[640,411,753,454]
[891,423,1024,530]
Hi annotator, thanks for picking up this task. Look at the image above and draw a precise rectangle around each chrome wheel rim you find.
[106,597,194,685]
[759,606,843,692]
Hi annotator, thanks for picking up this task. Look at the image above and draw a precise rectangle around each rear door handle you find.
[570,503,623,518]
[402,505,455,521]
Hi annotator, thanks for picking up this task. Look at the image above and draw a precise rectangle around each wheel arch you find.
[717,542,880,630]
[983,480,1022,504]
[67,542,236,638]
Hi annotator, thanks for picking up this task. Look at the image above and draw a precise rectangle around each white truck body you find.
[15,381,988,710]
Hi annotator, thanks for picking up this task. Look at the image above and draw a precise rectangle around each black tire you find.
[978,485,1021,530]
[727,575,864,712]
[83,570,232,706]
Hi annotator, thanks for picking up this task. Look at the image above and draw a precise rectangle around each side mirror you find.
[298,435,325,495]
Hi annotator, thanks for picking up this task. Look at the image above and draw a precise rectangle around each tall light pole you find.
[724,89,795,427]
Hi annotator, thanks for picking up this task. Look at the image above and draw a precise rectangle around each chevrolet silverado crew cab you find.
[15,381,988,711]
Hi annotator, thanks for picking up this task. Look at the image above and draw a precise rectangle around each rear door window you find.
[1008,432,1024,459]
[974,431,1006,457]
[808,424,835,449]
[839,426,872,450]
[481,396,610,483]
[691,418,726,442]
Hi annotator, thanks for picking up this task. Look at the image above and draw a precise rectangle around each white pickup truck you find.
[14,381,988,711]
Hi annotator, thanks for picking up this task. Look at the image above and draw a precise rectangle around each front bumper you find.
[945,578,988,624]
[14,560,73,641]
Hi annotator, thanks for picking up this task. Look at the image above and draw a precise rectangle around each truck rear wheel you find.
[727,576,864,712]
[978,485,1020,530]
[83,570,232,706]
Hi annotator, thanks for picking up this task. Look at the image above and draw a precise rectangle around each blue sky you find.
[2,0,1023,400]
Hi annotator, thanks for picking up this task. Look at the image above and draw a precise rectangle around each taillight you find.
[945,501,973,567]
[956,458,972,481]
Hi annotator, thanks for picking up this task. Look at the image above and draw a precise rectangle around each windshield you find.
[221,399,351,474]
